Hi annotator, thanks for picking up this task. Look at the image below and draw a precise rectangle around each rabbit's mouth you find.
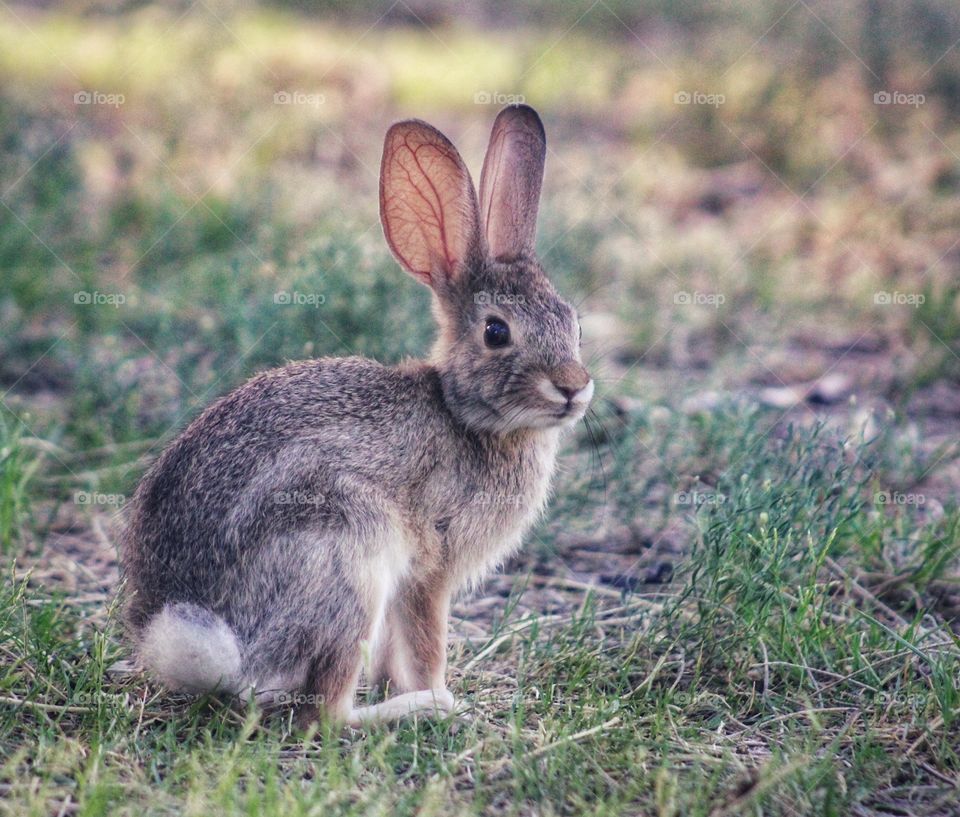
[448,375,593,434]
[493,386,592,432]
[550,403,589,426]
[535,377,594,426]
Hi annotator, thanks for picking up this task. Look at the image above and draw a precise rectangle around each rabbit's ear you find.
[479,105,546,262]
[380,119,482,288]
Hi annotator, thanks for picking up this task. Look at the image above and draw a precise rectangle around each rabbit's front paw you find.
[431,687,455,713]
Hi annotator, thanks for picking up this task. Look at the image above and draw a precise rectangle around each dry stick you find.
[526,718,622,759]
[55,794,75,817]
[758,638,770,700]
[0,649,69,700]
[751,706,855,729]
[776,587,853,626]
[438,738,491,778]
[132,688,149,744]
[917,760,960,789]
[623,651,670,700]
[797,643,959,701]
[69,556,107,587]
[461,600,658,672]
[461,619,556,672]
[709,755,813,817]
[752,661,881,694]
[905,714,945,758]
[485,716,623,779]
[827,557,960,664]
[826,557,922,634]
[667,653,687,697]
[528,574,656,600]
[588,614,663,627]
[0,695,94,715]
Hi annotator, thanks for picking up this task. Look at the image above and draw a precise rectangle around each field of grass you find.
[1,2,959,815]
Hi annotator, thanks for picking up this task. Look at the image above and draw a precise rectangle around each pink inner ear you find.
[380,124,478,287]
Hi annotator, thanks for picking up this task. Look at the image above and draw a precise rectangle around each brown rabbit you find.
[120,105,593,726]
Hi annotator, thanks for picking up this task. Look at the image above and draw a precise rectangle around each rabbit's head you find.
[380,105,592,435]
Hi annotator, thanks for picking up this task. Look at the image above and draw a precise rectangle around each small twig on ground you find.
[0,695,94,715]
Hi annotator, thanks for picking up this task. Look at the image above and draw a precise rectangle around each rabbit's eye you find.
[484,318,511,349]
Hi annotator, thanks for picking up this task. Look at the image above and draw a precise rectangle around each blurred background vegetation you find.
[3,0,960,467]
[2,4,960,814]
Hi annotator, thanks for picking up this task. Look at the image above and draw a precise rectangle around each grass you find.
[0,415,41,554]
[1,408,957,815]
[1,2,959,815]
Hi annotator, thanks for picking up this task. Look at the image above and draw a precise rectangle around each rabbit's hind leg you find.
[288,525,413,728]
[293,638,366,727]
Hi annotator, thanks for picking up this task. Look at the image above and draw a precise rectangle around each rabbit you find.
[120,104,594,727]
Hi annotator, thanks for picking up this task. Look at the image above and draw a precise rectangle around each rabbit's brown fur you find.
[120,105,593,726]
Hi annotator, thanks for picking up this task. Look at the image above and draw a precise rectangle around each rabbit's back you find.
[121,356,451,636]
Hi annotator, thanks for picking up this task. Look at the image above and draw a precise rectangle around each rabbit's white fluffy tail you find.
[139,602,244,694]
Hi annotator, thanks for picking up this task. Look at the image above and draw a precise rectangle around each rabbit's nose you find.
[551,363,591,401]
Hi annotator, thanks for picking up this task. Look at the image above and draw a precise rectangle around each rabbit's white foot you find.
[348,688,455,726]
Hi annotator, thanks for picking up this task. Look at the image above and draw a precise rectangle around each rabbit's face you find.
[437,259,593,435]
[379,104,591,435]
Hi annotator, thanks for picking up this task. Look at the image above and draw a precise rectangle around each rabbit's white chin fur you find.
[487,379,593,433]
[477,401,591,434]
[509,404,590,433]
[526,411,584,431]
